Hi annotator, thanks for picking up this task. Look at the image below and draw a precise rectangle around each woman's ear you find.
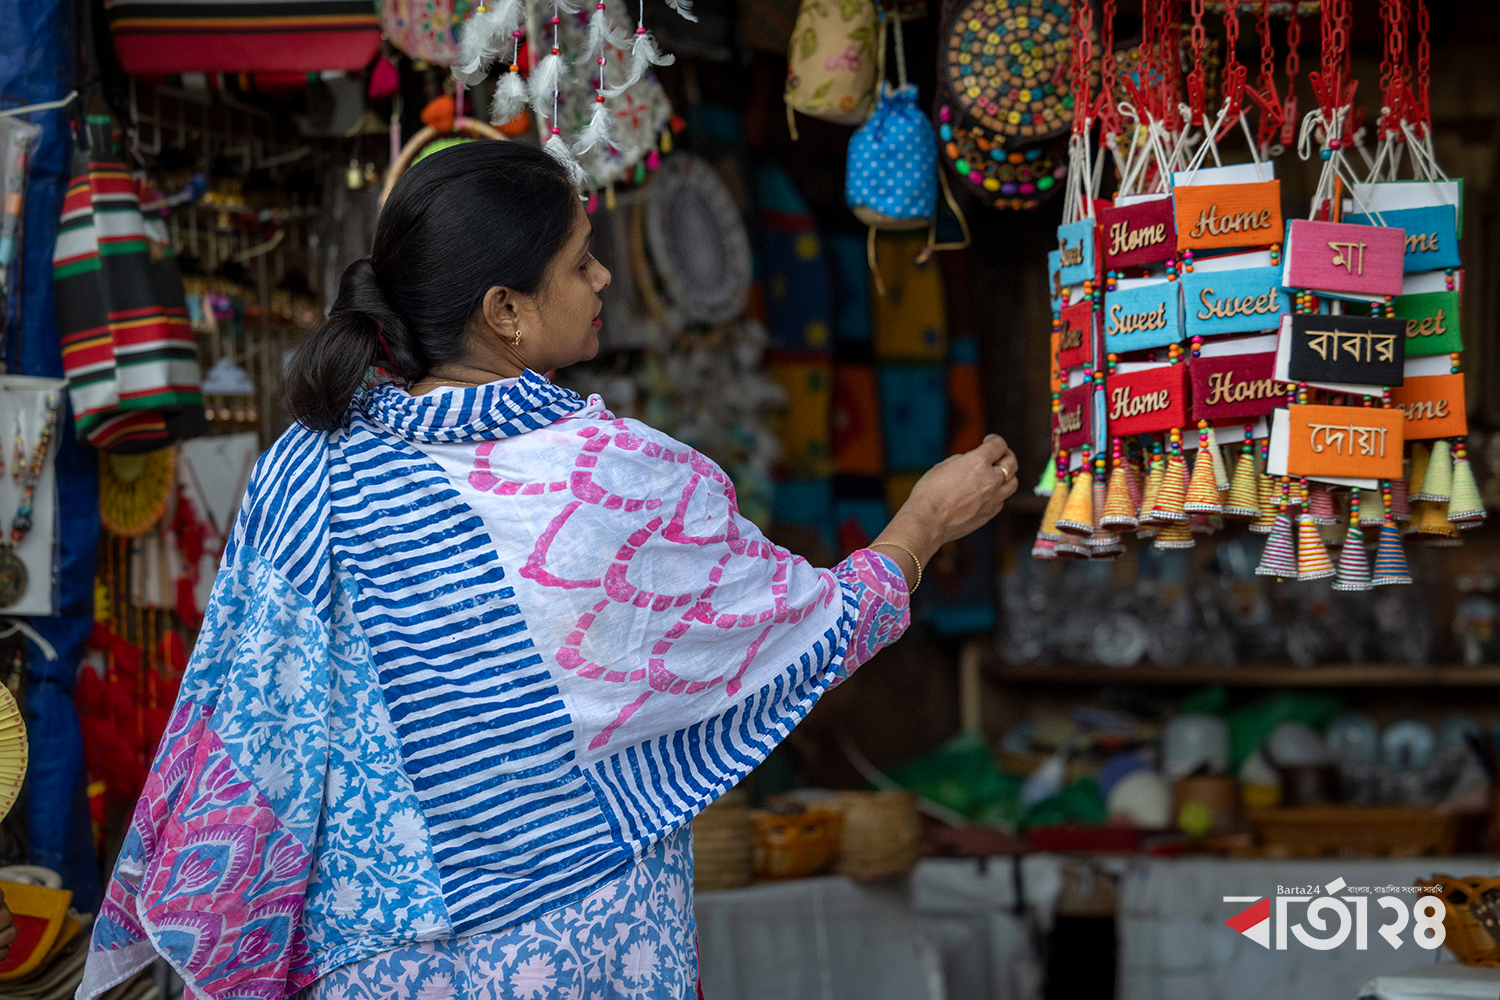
[480,286,520,339]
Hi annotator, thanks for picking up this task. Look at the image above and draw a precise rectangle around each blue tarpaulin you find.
[1,0,102,909]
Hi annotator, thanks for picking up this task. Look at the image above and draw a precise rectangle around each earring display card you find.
[1058,297,1094,371]
[1281,219,1407,301]
[1173,181,1283,252]
[1275,313,1406,391]
[1390,372,1467,441]
[1189,333,1280,422]
[1344,204,1460,272]
[1392,270,1462,357]
[1099,194,1176,268]
[1056,219,1097,287]
[0,376,64,617]
[1105,362,1189,436]
[1270,403,1404,482]
[1054,382,1093,452]
[1180,249,1292,338]
[1104,277,1183,355]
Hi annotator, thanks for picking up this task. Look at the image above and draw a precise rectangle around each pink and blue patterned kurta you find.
[78,372,910,1000]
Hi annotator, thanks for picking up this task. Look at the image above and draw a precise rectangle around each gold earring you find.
[513,328,522,347]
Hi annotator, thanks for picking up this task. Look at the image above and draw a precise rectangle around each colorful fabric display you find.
[871,232,947,360]
[878,364,947,471]
[766,353,834,478]
[831,363,884,476]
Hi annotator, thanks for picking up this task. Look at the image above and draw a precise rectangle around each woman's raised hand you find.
[869,435,1020,589]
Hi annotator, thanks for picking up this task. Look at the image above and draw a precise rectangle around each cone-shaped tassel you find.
[1371,520,1412,586]
[1037,465,1068,539]
[1319,520,1343,549]
[1306,482,1339,525]
[1031,535,1057,559]
[1224,441,1261,520]
[1415,500,1461,546]
[1449,443,1486,527]
[1125,449,1144,511]
[1188,513,1217,535]
[1296,513,1336,580]
[1100,443,1139,530]
[1154,521,1196,549]
[1034,458,1057,498]
[452,0,524,85]
[1208,431,1230,490]
[1184,424,1222,514]
[1255,513,1298,577]
[1149,434,1189,523]
[1414,439,1451,502]
[1356,487,1383,526]
[1138,447,1165,524]
[1054,534,1091,558]
[1250,471,1278,534]
[1407,442,1431,500]
[1390,473,1411,521]
[1086,461,1115,550]
[1056,456,1096,536]
[1332,522,1372,591]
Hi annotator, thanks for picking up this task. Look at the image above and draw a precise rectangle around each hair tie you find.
[375,323,396,367]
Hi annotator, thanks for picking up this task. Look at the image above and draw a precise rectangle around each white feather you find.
[552,0,582,13]
[451,0,523,86]
[585,6,633,58]
[489,70,529,124]
[572,99,616,154]
[545,131,588,187]
[664,0,697,22]
[528,52,562,112]
[603,29,673,98]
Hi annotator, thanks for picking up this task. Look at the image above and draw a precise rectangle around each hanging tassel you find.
[1125,445,1144,512]
[664,0,697,20]
[1414,500,1461,546]
[1371,521,1412,586]
[1306,482,1339,525]
[452,0,524,86]
[1086,459,1119,555]
[573,96,616,154]
[1100,440,1138,530]
[1224,432,1261,520]
[1137,446,1165,522]
[1414,438,1452,502]
[1406,441,1431,500]
[490,68,530,126]
[544,128,588,186]
[1356,487,1383,526]
[1055,451,1096,537]
[1208,432,1230,491]
[1449,440,1486,528]
[1149,432,1189,523]
[1295,513,1336,581]
[1034,457,1057,498]
[1256,512,1297,578]
[1184,423,1222,515]
[529,50,563,113]
[1188,513,1218,535]
[604,27,675,98]
[1331,520,1372,591]
[586,1,633,57]
[1154,521,1196,550]
[1389,474,1411,521]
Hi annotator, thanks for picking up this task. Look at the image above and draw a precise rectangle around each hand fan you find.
[0,685,26,822]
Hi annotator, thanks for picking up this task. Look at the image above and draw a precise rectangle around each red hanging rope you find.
[1184,0,1208,128]
[1414,0,1431,129]
[1247,0,1283,150]
[1277,6,1302,148]
[1094,0,1120,138]
[1214,0,1247,141]
[1070,0,1094,139]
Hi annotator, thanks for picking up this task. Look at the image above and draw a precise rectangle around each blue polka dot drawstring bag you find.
[846,81,938,230]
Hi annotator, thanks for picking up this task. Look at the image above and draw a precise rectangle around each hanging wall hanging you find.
[102,0,382,73]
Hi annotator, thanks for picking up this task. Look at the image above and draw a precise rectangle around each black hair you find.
[284,141,579,431]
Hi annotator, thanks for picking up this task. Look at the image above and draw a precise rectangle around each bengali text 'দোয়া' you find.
[1308,422,1388,457]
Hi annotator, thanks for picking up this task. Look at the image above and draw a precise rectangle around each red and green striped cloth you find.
[53,153,205,452]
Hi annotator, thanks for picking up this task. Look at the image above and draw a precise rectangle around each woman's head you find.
[285,141,611,431]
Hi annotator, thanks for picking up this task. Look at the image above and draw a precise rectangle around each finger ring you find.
[999,465,1011,484]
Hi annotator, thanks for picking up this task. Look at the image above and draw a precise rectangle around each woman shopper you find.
[77,140,1018,1000]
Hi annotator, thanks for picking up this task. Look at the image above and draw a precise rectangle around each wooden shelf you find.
[986,662,1500,687]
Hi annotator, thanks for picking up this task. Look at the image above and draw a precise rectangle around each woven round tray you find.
[643,154,752,327]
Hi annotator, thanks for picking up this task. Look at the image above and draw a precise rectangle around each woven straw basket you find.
[692,795,754,892]
[1416,875,1500,967]
[829,790,923,878]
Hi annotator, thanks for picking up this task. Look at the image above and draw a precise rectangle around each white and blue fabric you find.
[846,83,939,226]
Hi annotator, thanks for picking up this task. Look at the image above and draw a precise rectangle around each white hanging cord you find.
[0,618,56,661]
[0,91,77,119]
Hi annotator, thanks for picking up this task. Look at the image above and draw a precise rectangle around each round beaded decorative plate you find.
[941,0,1095,142]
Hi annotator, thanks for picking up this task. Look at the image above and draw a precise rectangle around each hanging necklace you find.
[0,392,59,607]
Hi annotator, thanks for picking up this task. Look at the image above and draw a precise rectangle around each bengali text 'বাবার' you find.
[1304,329,1398,364]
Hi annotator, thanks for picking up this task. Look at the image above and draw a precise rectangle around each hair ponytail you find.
[282,141,578,432]
[284,258,422,431]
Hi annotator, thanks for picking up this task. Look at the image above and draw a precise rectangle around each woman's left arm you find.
[828,547,912,684]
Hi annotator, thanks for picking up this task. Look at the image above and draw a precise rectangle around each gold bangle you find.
[869,542,922,594]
